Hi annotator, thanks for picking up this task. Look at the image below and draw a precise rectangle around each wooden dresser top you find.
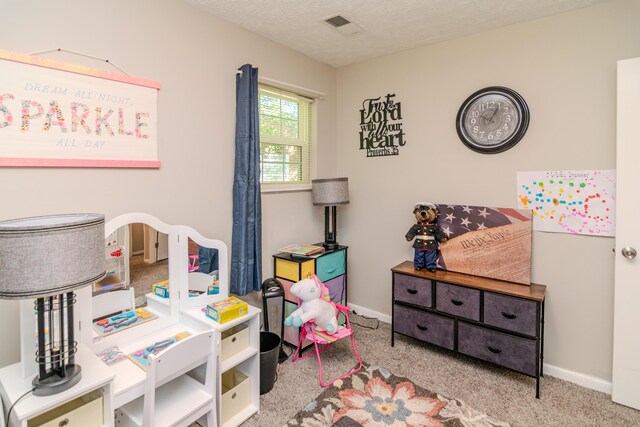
[392,261,546,302]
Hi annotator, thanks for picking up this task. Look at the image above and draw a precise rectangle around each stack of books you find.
[278,243,324,257]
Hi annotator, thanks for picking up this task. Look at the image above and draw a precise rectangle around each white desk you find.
[0,345,114,427]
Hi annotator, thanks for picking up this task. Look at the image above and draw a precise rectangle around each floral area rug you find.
[285,365,509,427]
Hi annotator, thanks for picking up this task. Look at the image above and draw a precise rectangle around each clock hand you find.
[488,107,499,124]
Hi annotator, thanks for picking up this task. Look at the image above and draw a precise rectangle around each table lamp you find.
[0,213,105,396]
[312,177,349,251]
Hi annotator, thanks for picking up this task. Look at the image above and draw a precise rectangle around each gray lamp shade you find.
[0,213,106,299]
[312,177,350,206]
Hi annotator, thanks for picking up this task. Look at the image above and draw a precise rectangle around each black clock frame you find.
[456,86,530,154]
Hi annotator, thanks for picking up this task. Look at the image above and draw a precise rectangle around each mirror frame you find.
[88,213,180,353]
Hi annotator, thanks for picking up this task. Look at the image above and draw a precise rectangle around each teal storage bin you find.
[316,249,346,282]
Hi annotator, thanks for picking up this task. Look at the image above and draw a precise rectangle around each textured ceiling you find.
[183,0,609,67]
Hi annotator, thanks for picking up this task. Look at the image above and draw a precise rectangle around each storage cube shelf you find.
[273,245,348,347]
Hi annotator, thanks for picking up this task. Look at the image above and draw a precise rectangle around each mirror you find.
[187,237,219,297]
[92,223,169,334]
[180,226,229,308]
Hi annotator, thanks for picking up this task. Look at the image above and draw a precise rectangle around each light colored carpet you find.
[241,314,640,426]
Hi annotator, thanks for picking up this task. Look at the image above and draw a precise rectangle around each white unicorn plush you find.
[284,276,338,334]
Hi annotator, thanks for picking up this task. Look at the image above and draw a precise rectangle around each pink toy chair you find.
[291,281,363,387]
[188,254,199,272]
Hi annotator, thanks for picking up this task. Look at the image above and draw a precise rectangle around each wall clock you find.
[456,86,529,154]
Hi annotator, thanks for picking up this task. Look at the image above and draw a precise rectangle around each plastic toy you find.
[284,275,338,334]
[405,202,448,272]
[97,347,126,365]
[127,331,192,369]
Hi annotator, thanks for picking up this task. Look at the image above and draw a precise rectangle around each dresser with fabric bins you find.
[391,261,546,398]
[273,245,348,346]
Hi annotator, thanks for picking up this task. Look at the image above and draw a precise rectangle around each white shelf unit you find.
[182,305,261,427]
[0,345,114,427]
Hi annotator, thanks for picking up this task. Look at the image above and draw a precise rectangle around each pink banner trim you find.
[0,49,160,90]
[0,157,161,168]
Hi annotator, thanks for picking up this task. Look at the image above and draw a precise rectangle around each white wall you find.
[336,0,640,382]
[0,0,336,367]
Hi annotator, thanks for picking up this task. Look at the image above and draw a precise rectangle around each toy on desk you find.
[207,282,219,295]
[127,331,191,370]
[97,347,127,365]
[205,296,248,324]
[110,248,123,257]
[405,202,448,272]
[284,275,338,335]
[93,307,157,336]
[152,279,170,298]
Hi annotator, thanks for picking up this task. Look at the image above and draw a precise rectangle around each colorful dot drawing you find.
[517,170,615,236]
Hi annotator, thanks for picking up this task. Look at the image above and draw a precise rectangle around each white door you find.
[612,57,640,409]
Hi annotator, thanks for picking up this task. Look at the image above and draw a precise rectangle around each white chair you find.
[92,288,136,319]
[115,330,216,427]
[188,271,216,294]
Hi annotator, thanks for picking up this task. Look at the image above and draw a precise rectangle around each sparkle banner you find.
[0,50,160,168]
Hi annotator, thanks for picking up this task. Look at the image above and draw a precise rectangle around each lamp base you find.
[323,241,339,251]
[32,364,82,396]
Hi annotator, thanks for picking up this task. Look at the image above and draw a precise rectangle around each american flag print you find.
[435,204,532,285]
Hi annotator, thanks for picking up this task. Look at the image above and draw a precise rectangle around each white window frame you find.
[258,82,318,193]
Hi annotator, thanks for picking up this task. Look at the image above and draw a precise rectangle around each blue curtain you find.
[231,64,262,296]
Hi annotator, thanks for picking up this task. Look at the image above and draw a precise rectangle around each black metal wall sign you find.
[358,93,406,157]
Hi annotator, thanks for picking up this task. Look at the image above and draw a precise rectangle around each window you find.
[259,85,312,185]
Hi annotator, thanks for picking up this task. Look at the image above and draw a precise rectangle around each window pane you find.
[260,115,281,137]
[261,144,283,162]
[281,100,299,121]
[281,119,299,139]
[262,163,283,182]
[260,95,280,117]
[283,145,302,163]
[284,163,302,182]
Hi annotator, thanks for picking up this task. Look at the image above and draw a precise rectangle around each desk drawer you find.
[458,322,536,376]
[484,292,538,337]
[275,258,314,282]
[316,250,346,282]
[394,273,432,308]
[436,282,480,321]
[394,304,454,350]
[221,324,249,361]
[325,275,346,303]
[28,390,103,427]
[221,368,251,425]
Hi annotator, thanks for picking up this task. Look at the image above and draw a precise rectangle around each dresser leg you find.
[391,331,395,347]
[540,300,545,377]
[536,375,540,399]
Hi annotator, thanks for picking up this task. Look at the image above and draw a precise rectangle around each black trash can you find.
[260,331,281,395]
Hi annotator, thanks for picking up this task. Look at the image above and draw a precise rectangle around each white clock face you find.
[463,94,519,146]
[456,87,529,154]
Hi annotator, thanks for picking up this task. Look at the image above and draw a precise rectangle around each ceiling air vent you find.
[325,15,351,28]
[322,14,365,37]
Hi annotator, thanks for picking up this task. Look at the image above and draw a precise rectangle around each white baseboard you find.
[543,363,612,394]
[347,303,392,324]
[347,302,613,395]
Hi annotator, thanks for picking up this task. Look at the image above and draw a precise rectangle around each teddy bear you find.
[405,202,448,272]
